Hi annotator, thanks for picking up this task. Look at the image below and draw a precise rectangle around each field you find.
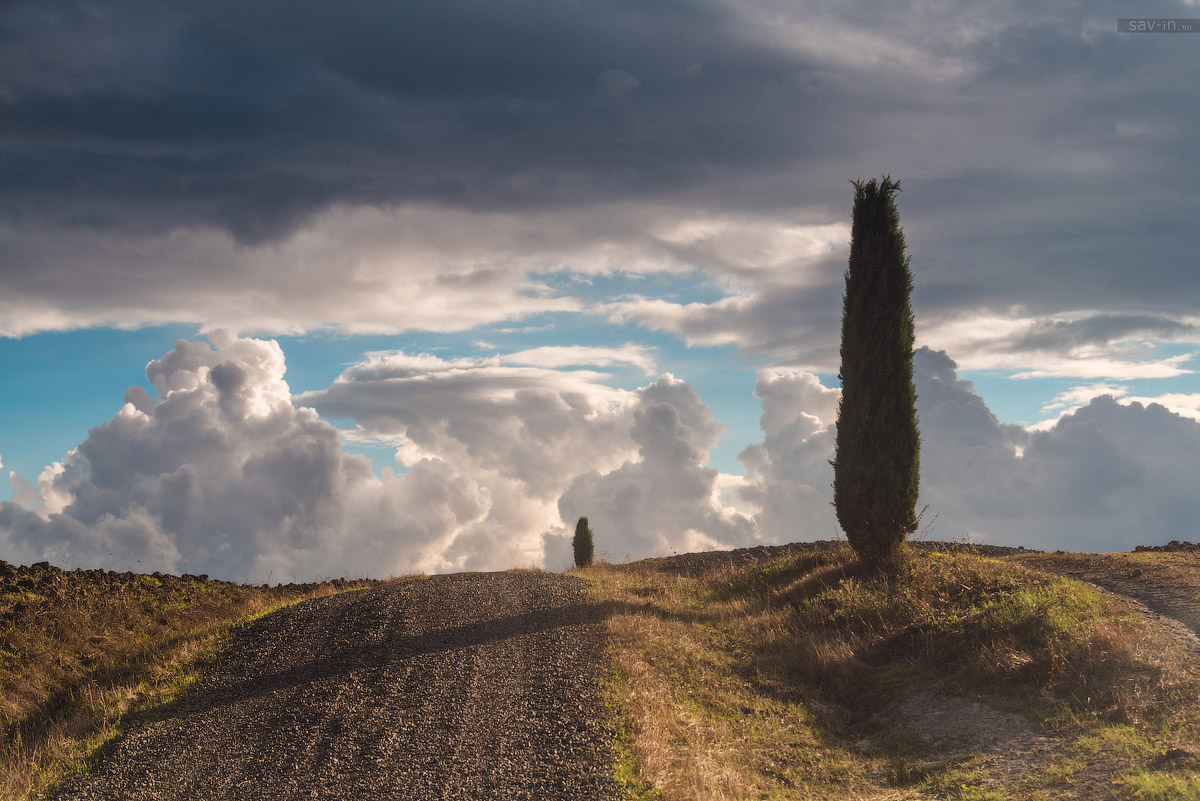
[0,559,376,799]
[4,542,1199,799]
[582,542,1200,800]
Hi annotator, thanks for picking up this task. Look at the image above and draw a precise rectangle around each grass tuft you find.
[1115,769,1200,800]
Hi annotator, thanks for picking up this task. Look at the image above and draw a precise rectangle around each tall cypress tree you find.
[573,515,594,568]
[832,177,920,570]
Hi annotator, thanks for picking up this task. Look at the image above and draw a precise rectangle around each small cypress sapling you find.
[573,516,594,568]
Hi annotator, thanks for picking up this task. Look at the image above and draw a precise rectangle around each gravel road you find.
[49,572,618,800]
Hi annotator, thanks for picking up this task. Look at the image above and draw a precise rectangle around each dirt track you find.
[49,572,617,800]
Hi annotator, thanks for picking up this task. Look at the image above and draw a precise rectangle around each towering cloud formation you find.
[554,375,755,561]
[736,370,841,543]
[0,333,492,580]
[913,348,1200,550]
[1,334,755,579]
[302,352,757,570]
[3,335,1198,582]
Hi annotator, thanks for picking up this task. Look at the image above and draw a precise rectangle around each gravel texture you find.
[49,572,617,800]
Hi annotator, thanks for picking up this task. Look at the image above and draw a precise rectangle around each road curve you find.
[50,572,618,800]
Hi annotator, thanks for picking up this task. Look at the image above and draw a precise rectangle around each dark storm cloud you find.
[904,167,1200,317]
[2,0,1198,341]
[0,0,829,242]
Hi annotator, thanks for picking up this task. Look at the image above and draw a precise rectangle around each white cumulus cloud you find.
[554,375,756,561]
[727,348,1200,554]
[0,333,493,580]
[735,370,842,543]
[0,333,763,579]
[5,334,1196,581]
[304,351,755,569]
[913,348,1200,551]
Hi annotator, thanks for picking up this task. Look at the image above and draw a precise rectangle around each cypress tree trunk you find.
[573,516,594,568]
[832,177,920,570]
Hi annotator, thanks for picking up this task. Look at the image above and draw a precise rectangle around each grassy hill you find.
[581,543,1200,800]
[0,560,377,799]
[3,544,1199,800]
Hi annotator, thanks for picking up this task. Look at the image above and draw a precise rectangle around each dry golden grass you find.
[0,562,377,800]
[583,545,1200,800]
[587,551,888,800]
[1015,549,1200,596]
[8,547,1197,800]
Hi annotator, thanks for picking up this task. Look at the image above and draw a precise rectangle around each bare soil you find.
[47,572,617,800]
[881,688,1063,784]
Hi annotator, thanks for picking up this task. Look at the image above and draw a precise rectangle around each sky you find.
[2,1,1199,581]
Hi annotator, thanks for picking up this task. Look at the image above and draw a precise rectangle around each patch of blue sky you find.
[658,368,764,474]
[0,325,198,501]
[335,433,408,476]
[527,267,730,306]
[960,347,1200,429]
[0,262,823,500]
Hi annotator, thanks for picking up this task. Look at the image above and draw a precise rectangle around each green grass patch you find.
[1116,769,1200,800]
